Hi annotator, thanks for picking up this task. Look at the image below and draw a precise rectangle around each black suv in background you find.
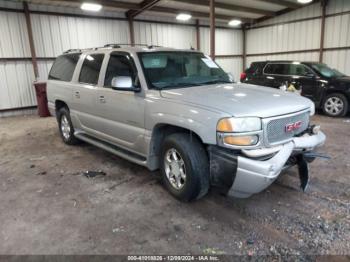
[241,61,350,117]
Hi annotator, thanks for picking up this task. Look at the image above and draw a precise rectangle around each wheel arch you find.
[147,123,207,171]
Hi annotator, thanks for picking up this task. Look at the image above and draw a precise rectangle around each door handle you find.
[99,95,106,103]
[75,91,80,98]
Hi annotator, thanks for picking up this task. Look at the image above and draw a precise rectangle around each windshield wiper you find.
[160,83,202,89]
[199,80,233,85]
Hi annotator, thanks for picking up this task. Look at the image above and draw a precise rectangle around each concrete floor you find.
[0,114,349,255]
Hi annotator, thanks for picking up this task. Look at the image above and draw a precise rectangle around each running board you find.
[75,132,147,166]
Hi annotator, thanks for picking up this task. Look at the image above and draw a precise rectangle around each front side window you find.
[79,54,104,85]
[310,63,346,78]
[104,54,137,87]
[287,64,313,76]
[49,53,80,81]
[138,52,232,89]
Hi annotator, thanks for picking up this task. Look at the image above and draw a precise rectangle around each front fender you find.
[145,100,228,145]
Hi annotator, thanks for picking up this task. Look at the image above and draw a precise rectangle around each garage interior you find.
[0,0,349,257]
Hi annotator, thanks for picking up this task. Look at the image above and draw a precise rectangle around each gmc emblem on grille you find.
[285,121,302,132]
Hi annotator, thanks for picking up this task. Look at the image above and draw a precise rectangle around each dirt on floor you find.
[0,114,349,256]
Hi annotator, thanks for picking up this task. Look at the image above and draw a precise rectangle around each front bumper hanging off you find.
[209,131,326,198]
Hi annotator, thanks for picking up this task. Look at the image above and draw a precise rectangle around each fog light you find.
[223,135,258,146]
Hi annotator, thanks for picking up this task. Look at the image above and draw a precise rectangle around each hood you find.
[160,83,312,118]
[333,76,350,84]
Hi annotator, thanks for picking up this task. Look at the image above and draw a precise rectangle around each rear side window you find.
[264,63,287,75]
[79,54,105,85]
[49,53,80,81]
[246,62,264,74]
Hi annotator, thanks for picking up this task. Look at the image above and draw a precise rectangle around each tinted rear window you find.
[246,62,265,74]
[264,63,288,75]
[79,54,105,85]
[49,53,80,81]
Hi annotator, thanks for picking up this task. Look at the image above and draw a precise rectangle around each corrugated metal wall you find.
[200,27,243,80]
[247,19,321,54]
[1,0,349,112]
[0,10,36,110]
[323,0,350,74]
[134,22,196,49]
[246,0,350,76]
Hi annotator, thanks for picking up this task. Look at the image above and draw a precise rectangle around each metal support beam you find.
[126,0,161,19]
[254,0,301,9]
[58,0,250,23]
[319,0,328,62]
[209,0,215,59]
[23,2,39,79]
[172,0,274,16]
[242,25,247,71]
[128,17,135,46]
[196,19,200,51]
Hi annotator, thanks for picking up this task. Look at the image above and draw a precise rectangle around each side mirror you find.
[111,76,140,92]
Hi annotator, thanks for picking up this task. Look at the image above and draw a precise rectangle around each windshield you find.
[138,51,232,89]
[311,63,346,78]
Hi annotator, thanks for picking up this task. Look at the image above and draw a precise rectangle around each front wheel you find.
[323,93,348,117]
[160,133,209,202]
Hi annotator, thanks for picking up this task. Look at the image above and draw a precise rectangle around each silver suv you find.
[47,45,326,201]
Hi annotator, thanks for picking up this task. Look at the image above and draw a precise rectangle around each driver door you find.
[93,52,145,153]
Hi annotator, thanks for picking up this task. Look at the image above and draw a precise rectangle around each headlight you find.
[217,117,262,147]
[217,117,261,133]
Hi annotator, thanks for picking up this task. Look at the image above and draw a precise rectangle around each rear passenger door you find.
[94,52,145,153]
[263,63,289,88]
[71,53,105,132]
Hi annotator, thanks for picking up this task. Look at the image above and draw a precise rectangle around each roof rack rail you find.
[63,47,99,54]
[63,49,82,54]
[103,43,162,49]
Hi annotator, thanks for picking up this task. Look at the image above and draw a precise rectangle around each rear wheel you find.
[57,107,79,145]
[160,133,209,201]
[323,93,348,117]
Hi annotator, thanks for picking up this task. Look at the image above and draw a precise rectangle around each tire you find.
[57,107,80,145]
[160,133,209,202]
[322,93,348,117]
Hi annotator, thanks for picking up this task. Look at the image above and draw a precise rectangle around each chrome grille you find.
[266,111,309,144]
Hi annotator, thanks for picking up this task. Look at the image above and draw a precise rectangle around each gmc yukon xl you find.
[47,45,326,201]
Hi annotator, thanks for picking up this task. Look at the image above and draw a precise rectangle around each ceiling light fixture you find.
[81,3,102,12]
[176,13,192,21]
[228,19,242,27]
[297,0,313,4]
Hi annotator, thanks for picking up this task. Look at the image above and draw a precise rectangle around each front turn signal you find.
[223,135,259,146]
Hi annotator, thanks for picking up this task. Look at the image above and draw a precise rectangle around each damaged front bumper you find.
[209,131,326,198]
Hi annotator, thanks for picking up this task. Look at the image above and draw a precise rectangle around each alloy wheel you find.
[61,115,71,140]
[325,96,344,116]
[164,148,186,190]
